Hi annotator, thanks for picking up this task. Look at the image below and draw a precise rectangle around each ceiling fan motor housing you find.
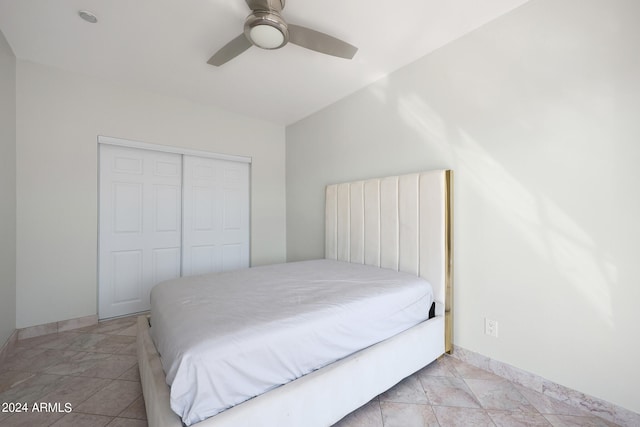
[245,0,286,13]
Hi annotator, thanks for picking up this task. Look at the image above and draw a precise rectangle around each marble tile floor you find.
[0,315,621,427]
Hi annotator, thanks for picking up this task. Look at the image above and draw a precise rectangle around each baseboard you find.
[451,345,639,427]
[0,329,18,363]
[15,314,98,340]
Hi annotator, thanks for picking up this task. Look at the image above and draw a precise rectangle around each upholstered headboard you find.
[325,170,453,352]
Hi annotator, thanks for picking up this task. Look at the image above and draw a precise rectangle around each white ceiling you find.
[0,0,529,125]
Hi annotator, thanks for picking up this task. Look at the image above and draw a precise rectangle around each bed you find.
[137,169,453,427]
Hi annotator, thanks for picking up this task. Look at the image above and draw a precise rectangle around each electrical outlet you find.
[485,318,498,338]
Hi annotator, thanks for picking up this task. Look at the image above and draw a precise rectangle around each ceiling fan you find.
[207,0,358,66]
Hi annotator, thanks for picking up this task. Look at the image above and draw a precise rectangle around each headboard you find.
[325,170,453,352]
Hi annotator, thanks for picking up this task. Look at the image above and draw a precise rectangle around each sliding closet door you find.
[99,145,182,319]
[182,156,250,276]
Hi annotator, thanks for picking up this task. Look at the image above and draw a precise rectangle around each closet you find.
[98,140,250,319]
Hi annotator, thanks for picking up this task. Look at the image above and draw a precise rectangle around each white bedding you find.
[150,259,433,426]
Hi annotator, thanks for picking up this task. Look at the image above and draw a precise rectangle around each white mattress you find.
[150,259,433,426]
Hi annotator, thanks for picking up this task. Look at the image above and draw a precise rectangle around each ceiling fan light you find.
[250,24,285,49]
[244,11,289,50]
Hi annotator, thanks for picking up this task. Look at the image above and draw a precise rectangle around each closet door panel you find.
[99,145,182,319]
[112,250,143,303]
[222,244,244,272]
[152,247,181,284]
[220,164,250,271]
[182,156,249,276]
[189,245,219,276]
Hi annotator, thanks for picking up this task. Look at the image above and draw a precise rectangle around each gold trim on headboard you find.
[444,170,454,354]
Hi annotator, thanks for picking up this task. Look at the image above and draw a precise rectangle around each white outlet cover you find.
[485,318,498,337]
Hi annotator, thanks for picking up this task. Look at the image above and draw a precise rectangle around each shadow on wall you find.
[368,66,619,328]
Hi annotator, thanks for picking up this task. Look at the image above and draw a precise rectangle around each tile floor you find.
[0,316,620,427]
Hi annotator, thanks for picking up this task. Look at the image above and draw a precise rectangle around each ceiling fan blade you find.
[288,24,357,60]
[207,33,252,66]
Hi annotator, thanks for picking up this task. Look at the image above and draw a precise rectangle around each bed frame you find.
[137,169,453,427]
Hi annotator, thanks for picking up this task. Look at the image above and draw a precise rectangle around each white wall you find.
[286,0,640,414]
[16,60,286,329]
[0,29,16,346]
